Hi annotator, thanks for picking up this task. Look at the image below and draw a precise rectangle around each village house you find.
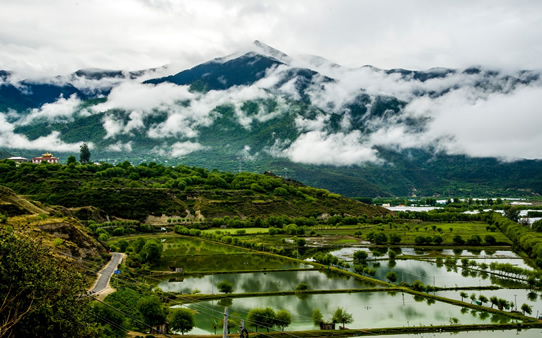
[32,152,59,164]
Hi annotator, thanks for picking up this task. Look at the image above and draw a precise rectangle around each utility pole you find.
[223,307,229,338]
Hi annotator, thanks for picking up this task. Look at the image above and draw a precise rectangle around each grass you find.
[202,227,269,235]
[332,239,358,244]
[313,222,512,245]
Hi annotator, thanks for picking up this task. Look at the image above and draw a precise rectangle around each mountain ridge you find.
[1,41,541,198]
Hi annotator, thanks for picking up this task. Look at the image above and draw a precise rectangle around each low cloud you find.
[106,141,133,152]
[280,130,380,166]
[102,111,146,139]
[166,141,208,157]
[0,113,89,152]
[408,85,542,160]
[16,94,82,126]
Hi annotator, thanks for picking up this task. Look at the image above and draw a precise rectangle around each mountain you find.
[1,41,541,198]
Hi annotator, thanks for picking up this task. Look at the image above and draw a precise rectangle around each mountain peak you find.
[252,40,290,62]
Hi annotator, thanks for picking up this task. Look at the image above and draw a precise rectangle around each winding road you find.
[89,252,123,295]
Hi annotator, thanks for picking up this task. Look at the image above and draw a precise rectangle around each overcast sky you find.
[1,0,542,76]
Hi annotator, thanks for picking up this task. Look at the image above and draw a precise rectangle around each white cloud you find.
[16,94,82,125]
[93,81,194,113]
[106,141,133,152]
[169,141,208,157]
[281,130,380,166]
[412,85,542,159]
[2,1,542,77]
[102,110,146,139]
[0,113,89,151]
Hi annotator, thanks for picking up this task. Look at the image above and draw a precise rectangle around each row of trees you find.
[492,214,542,267]
[246,307,292,332]
[312,307,353,329]
[457,292,532,315]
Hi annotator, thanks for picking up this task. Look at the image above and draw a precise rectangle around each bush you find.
[113,227,125,236]
[484,234,497,245]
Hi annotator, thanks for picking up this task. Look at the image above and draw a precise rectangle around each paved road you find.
[90,252,123,294]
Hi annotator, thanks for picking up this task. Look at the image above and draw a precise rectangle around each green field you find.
[312,222,512,246]
[201,227,269,235]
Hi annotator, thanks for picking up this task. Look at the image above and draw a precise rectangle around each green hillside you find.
[0,159,388,222]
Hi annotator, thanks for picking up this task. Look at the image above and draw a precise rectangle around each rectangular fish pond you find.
[157,269,377,294]
[151,237,310,272]
[179,292,519,334]
[360,260,528,288]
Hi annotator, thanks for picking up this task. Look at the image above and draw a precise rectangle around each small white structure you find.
[7,156,28,163]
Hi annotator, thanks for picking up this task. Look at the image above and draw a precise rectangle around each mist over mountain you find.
[1,41,541,197]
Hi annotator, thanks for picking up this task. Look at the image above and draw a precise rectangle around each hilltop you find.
[0,160,388,223]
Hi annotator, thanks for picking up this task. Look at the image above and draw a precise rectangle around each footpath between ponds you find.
[155,322,542,338]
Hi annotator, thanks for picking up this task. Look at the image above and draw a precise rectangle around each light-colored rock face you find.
[38,222,104,259]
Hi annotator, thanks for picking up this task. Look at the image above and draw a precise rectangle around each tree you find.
[353,250,368,261]
[389,233,401,244]
[217,281,234,294]
[247,307,276,332]
[479,295,488,306]
[332,307,353,329]
[489,296,498,308]
[453,235,465,245]
[412,280,424,291]
[0,231,96,337]
[459,292,468,302]
[275,309,292,331]
[470,293,477,303]
[532,219,542,232]
[373,232,388,244]
[169,308,195,335]
[504,207,520,222]
[295,283,309,291]
[312,309,324,327]
[484,235,497,245]
[67,155,77,165]
[91,302,126,338]
[79,143,91,164]
[137,296,166,327]
[466,235,482,246]
[386,271,398,283]
[140,239,163,263]
[521,303,533,315]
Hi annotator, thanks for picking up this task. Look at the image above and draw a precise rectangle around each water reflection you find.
[184,292,516,333]
[157,253,308,272]
[158,270,375,294]
[330,247,521,261]
[359,260,527,288]
[436,289,542,317]
[353,330,542,338]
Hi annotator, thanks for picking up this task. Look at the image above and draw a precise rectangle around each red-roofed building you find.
[32,152,59,164]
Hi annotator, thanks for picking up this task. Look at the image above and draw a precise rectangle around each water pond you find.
[363,329,542,338]
[156,253,310,272]
[436,289,542,316]
[361,260,527,288]
[330,247,521,260]
[181,292,517,334]
[158,269,375,294]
